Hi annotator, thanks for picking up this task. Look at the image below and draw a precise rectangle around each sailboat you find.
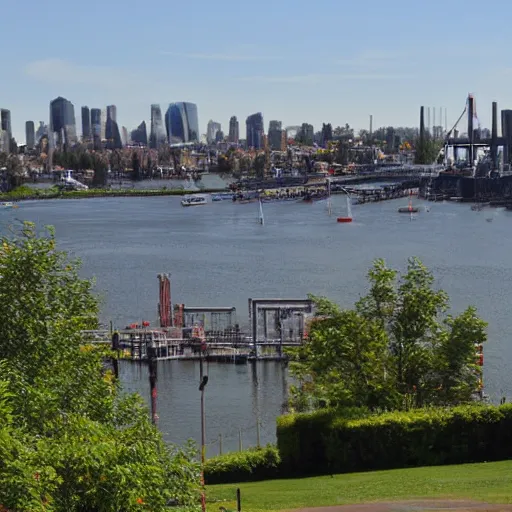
[258,199,264,225]
[337,193,353,223]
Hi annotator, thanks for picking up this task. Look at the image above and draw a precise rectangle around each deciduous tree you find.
[0,224,200,511]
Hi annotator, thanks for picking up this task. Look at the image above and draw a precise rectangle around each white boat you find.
[59,170,89,191]
[1,202,18,209]
[181,194,208,207]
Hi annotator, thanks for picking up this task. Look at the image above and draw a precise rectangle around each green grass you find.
[207,460,512,511]
[0,185,228,201]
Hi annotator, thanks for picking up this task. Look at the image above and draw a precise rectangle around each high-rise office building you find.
[228,116,239,143]
[35,121,48,143]
[268,120,284,151]
[131,121,148,146]
[207,120,222,144]
[121,126,129,146]
[25,121,35,150]
[91,108,102,150]
[165,102,199,144]
[1,109,12,138]
[100,108,107,140]
[149,104,167,148]
[49,97,78,149]
[246,112,264,149]
[106,105,122,148]
[81,106,91,141]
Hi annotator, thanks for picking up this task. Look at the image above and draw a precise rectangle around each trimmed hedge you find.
[277,404,512,477]
[204,445,281,484]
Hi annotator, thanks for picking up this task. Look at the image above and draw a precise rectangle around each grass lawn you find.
[207,460,512,512]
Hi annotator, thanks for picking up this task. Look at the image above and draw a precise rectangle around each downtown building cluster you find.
[0,96,313,153]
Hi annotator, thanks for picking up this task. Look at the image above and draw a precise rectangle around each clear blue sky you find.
[3,0,512,143]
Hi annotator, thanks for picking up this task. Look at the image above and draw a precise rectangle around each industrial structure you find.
[82,274,315,363]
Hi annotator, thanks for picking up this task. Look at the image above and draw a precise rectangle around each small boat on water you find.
[181,194,208,207]
[1,202,18,209]
[211,192,234,202]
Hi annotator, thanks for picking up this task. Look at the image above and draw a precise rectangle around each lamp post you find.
[199,340,208,512]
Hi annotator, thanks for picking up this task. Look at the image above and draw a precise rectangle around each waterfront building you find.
[165,102,199,144]
[25,121,35,150]
[207,120,222,144]
[91,108,102,150]
[131,121,148,146]
[246,112,264,149]
[81,106,91,141]
[106,105,122,149]
[149,104,167,149]
[228,116,239,143]
[268,120,285,151]
[49,96,78,149]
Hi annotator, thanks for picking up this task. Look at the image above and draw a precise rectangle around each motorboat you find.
[181,194,208,207]
[211,192,234,202]
[1,202,18,209]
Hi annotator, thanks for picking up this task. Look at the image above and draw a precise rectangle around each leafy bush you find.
[277,404,512,477]
[204,445,281,484]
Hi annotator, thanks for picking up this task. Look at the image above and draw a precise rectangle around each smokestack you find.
[467,94,474,164]
[433,108,436,139]
[369,115,373,138]
[427,107,431,134]
[445,108,447,132]
[491,101,498,169]
[420,106,425,141]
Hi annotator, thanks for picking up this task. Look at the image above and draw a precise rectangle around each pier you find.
[82,274,314,363]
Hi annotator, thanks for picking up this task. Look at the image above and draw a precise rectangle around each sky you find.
[2,0,512,143]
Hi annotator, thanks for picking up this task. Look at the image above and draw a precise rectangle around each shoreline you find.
[0,187,230,202]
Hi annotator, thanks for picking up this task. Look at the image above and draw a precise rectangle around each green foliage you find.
[204,446,281,485]
[287,257,487,412]
[0,224,200,511]
[414,134,444,164]
[276,404,512,477]
[0,186,228,201]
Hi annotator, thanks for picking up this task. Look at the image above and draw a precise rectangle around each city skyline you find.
[4,0,512,143]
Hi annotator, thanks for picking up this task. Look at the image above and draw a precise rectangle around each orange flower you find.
[136,498,144,504]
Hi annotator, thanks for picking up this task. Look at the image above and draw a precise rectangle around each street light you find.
[199,341,208,512]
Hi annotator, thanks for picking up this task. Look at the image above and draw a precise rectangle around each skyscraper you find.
[207,120,222,144]
[35,121,48,143]
[149,104,167,149]
[131,121,148,146]
[25,121,35,150]
[90,108,102,150]
[268,120,284,151]
[100,108,107,140]
[246,113,264,149]
[81,106,91,141]
[1,109,12,138]
[165,102,199,144]
[106,105,122,148]
[49,97,78,149]
[121,126,129,146]
[228,116,239,143]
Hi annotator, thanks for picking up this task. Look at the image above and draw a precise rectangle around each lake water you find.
[2,192,511,454]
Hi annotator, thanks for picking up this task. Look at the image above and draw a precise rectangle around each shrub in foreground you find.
[204,445,281,484]
[277,404,512,477]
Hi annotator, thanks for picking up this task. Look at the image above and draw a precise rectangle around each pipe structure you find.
[420,106,425,143]
[491,101,498,169]
[468,95,475,166]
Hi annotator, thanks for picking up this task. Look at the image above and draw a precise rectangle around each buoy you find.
[337,217,352,223]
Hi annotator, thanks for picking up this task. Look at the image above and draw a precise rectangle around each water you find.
[2,195,512,454]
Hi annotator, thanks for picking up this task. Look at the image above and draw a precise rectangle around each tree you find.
[0,153,24,190]
[253,153,266,179]
[321,123,333,145]
[131,151,141,181]
[0,224,200,511]
[288,258,487,412]
[414,134,443,164]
